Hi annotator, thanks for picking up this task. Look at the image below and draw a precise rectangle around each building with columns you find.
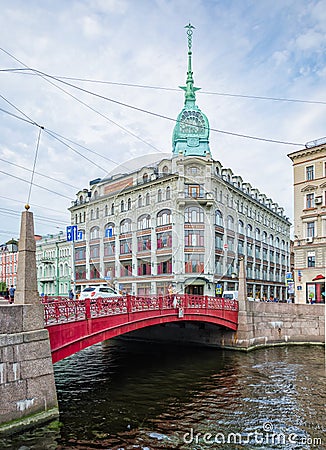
[288,138,326,304]
[69,25,291,300]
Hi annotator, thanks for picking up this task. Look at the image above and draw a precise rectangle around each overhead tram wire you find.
[0,155,80,190]
[0,194,69,215]
[0,53,164,155]
[0,93,126,176]
[0,207,68,226]
[28,68,306,147]
[2,67,326,106]
[0,95,155,180]
[0,169,72,200]
[0,49,304,147]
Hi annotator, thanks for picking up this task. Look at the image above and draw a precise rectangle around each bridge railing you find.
[42,294,238,325]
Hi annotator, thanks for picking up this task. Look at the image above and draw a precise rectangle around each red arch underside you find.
[47,308,238,363]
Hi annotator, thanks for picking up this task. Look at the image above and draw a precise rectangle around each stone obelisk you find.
[14,205,40,304]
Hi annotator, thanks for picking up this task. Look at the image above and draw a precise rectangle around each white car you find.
[79,286,121,300]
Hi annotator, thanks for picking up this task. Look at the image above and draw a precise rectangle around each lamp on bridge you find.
[231,270,238,290]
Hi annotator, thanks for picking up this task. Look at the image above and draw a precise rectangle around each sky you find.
[0,0,325,243]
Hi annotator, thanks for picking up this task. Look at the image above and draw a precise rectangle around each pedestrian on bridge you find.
[69,289,74,300]
[9,285,15,304]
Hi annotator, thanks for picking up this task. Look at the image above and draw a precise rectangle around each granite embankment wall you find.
[234,302,325,350]
[0,304,58,434]
[123,303,325,351]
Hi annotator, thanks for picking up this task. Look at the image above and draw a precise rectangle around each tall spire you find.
[180,23,200,106]
[172,23,210,157]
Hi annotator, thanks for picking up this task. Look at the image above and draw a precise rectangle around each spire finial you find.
[185,22,195,51]
[180,23,200,106]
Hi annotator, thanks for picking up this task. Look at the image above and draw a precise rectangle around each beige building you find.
[288,138,326,304]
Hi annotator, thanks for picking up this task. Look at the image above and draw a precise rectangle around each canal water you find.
[1,341,325,449]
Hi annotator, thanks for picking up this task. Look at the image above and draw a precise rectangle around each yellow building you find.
[288,138,326,303]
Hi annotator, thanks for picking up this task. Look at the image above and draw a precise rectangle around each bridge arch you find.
[44,295,238,363]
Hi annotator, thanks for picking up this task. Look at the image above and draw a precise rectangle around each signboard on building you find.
[216,284,222,295]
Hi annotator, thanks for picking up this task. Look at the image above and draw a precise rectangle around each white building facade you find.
[69,25,291,300]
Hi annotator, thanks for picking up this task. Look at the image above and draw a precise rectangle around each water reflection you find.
[1,341,325,449]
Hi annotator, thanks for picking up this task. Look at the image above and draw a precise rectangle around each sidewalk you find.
[0,299,10,305]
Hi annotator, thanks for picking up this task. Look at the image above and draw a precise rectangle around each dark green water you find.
[1,341,325,449]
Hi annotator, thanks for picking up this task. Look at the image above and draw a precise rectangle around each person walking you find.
[69,289,74,300]
[9,285,15,304]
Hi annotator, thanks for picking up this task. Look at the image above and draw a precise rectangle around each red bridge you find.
[43,294,239,363]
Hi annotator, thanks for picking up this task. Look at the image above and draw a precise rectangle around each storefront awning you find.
[312,274,325,281]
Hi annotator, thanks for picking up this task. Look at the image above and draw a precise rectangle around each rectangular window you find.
[307,256,315,267]
[104,242,115,256]
[90,245,100,258]
[306,165,314,181]
[185,254,204,273]
[137,236,151,252]
[137,262,151,276]
[307,222,315,238]
[185,230,204,247]
[121,263,132,277]
[306,193,315,209]
[185,184,204,198]
[157,259,172,274]
[227,236,234,251]
[157,232,172,249]
[75,247,86,261]
[120,239,132,254]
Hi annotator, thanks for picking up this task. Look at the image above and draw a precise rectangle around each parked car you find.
[79,286,121,300]
[222,291,238,300]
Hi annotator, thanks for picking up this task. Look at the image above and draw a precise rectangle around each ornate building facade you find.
[288,139,326,303]
[69,25,291,300]
[36,232,72,296]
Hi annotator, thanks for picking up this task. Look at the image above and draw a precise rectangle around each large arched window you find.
[120,200,125,212]
[138,195,143,208]
[247,224,252,238]
[166,186,171,200]
[104,222,115,238]
[145,193,150,206]
[215,210,223,227]
[138,214,150,230]
[90,226,100,240]
[262,231,267,243]
[185,206,204,223]
[255,227,260,240]
[127,198,131,210]
[157,209,171,226]
[269,234,274,246]
[158,189,162,202]
[120,218,132,234]
[275,237,280,248]
[238,220,244,234]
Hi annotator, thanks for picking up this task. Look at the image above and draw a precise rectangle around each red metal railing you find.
[42,294,238,326]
